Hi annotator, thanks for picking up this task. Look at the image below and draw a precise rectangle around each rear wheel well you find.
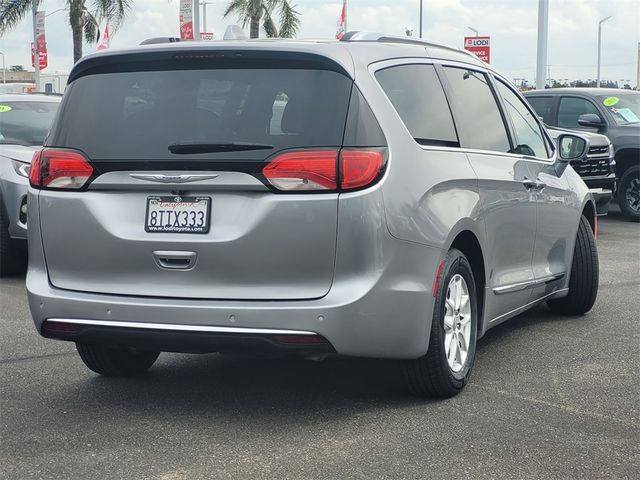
[451,231,486,335]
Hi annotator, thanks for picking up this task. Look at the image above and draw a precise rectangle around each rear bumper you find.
[27,187,443,359]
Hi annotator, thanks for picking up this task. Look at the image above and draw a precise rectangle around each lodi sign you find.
[464,36,490,63]
[179,0,194,40]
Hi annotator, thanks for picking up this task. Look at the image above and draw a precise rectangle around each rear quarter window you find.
[375,64,459,147]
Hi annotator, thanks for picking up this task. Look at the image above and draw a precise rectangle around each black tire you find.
[76,343,159,376]
[547,215,599,315]
[0,196,27,278]
[405,248,478,398]
[617,165,640,222]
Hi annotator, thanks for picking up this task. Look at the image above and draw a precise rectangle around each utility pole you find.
[201,1,213,33]
[32,3,40,91]
[419,0,423,38]
[0,52,5,84]
[535,0,549,90]
[597,16,612,88]
[193,0,200,41]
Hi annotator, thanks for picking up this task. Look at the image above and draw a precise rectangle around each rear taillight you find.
[262,148,385,192]
[29,148,94,190]
[262,150,338,191]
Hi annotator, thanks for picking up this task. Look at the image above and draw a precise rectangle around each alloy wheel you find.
[444,274,472,372]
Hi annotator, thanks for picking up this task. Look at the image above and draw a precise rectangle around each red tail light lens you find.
[340,150,384,190]
[29,148,94,190]
[262,150,338,191]
[262,149,385,192]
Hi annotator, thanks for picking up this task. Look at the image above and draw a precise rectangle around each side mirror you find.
[555,133,590,176]
[577,113,605,128]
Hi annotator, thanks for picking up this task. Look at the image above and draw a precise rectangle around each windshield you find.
[50,67,352,161]
[0,101,60,146]
[598,93,640,125]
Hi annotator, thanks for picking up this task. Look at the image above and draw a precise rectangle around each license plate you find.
[145,196,211,233]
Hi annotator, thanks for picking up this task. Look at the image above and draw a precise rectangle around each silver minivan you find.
[27,34,599,397]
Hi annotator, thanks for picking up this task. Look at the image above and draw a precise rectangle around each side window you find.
[495,80,550,158]
[375,64,458,147]
[440,67,511,153]
[558,97,600,128]
[526,96,554,125]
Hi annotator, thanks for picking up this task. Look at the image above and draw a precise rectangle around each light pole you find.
[200,1,213,34]
[536,0,549,90]
[419,0,423,38]
[0,52,5,84]
[467,26,479,37]
[597,15,612,88]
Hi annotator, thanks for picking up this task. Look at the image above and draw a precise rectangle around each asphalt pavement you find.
[1,207,638,480]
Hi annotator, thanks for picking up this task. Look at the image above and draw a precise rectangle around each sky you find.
[1,0,639,86]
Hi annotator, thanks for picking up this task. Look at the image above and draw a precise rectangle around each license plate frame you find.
[145,196,211,234]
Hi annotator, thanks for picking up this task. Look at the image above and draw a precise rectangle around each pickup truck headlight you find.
[11,159,31,178]
[608,143,616,166]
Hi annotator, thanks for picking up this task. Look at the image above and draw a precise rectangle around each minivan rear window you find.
[50,67,352,161]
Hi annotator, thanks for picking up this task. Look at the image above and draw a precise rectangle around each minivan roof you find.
[69,35,489,83]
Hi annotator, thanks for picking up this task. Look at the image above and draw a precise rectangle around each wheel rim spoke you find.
[444,273,473,373]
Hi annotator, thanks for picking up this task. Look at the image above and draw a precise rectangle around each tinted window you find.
[441,67,510,152]
[526,96,554,124]
[558,97,600,128]
[597,93,640,125]
[376,64,458,146]
[0,101,59,146]
[496,81,550,158]
[51,67,352,161]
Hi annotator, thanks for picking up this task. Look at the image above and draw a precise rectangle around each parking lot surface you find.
[1,209,638,480]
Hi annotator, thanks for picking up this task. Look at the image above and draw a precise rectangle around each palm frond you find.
[0,0,36,34]
[83,8,100,43]
[91,0,131,32]
[277,0,299,38]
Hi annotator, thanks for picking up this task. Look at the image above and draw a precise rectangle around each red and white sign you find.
[97,24,110,50]
[335,0,346,40]
[464,36,490,63]
[32,11,48,70]
[200,32,214,41]
[31,43,48,70]
[179,0,194,40]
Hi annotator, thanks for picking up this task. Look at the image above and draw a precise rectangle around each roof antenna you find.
[223,25,248,40]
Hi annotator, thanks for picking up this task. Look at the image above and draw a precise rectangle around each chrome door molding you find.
[489,288,568,324]
[492,272,565,295]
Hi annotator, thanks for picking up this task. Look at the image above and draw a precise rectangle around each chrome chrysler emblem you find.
[129,173,218,183]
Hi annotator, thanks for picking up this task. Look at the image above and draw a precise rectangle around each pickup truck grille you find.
[571,145,612,177]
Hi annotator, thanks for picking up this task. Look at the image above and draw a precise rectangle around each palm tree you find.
[224,0,300,39]
[0,0,132,63]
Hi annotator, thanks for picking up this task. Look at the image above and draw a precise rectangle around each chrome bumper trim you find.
[45,318,318,336]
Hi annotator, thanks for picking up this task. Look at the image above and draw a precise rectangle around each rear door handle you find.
[153,251,197,270]
[523,179,547,191]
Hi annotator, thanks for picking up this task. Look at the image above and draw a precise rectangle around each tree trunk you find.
[250,15,260,38]
[71,22,83,62]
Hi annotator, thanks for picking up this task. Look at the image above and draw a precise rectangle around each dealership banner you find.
[464,36,490,63]
[32,11,48,70]
[179,0,194,40]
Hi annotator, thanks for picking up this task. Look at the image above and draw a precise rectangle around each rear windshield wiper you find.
[168,142,274,154]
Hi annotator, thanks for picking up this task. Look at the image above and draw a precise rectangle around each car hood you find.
[0,144,38,163]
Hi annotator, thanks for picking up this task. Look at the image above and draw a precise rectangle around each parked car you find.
[545,126,615,215]
[524,88,640,221]
[0,93,61,276]
[27,33,599,398]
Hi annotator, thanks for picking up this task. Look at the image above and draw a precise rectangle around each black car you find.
[546,125,614,215]
[524,88,640,221]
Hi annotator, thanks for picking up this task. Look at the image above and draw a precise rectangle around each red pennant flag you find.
[336,1,346,40]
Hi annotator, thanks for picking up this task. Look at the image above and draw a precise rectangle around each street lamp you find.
[419,0,423,38]
[467,26,479,37]
[200,1,213,34]
[0,52,5,84]
[597,15,612,88]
